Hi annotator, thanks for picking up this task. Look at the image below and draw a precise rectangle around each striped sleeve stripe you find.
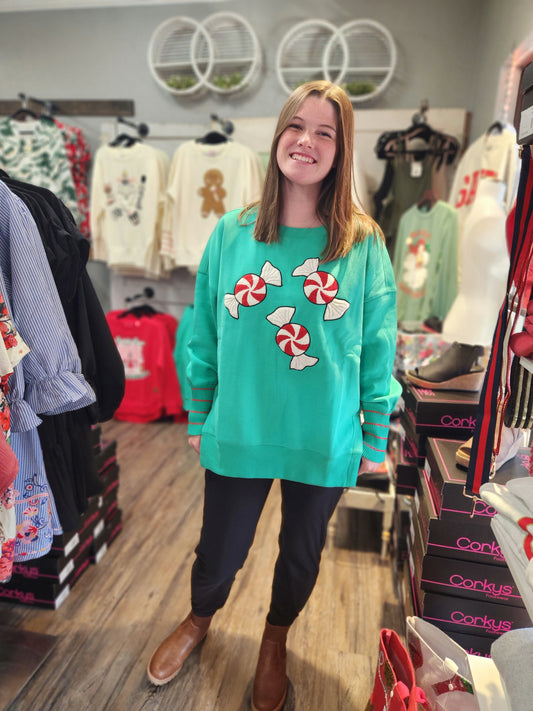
[363,408,394,417]
[364,431,388,441]
[364,441,387,453]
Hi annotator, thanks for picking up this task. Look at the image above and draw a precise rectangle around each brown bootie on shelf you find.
[147,611,213,686]
[406,342,485,391]
[252,621,290,711]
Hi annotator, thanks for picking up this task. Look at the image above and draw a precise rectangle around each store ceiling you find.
[0,0,227,11]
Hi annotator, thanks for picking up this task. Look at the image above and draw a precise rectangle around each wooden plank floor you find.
[0,419,403,711]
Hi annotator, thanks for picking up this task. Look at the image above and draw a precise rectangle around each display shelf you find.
[276,19,347,95]
[325,19,397,103]
[199,11,261,95]
[147,16,213,97]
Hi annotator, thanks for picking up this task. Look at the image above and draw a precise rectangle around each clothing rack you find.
[410,98,430,126]
[0,97,134,117]
[374,106,460,167]
[125,286,155,304]
[195,113,235,145]
[117,116,149,138]
[209,113,234,137]
[16,92,60,117]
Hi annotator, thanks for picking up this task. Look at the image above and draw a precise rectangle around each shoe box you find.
[400,376,479,440]
[0,530,94,610]
[392,493,411,565]
[425,437,532,522]
[0,438,122,609]
[407,557,510,657]
[48,491,103,558]
[400,406,428,463]
[445,630,495,658]
[388,419,420,496]
[410,539,530,655]
[406,544,423,617]
[397,551,419,626]
[405,439,513,567]
[425,516,508,567]
[407,461,532,654]
[90,506,123,564]
[413,465,439,543]
[396,435,421,496]
[420,554,524,608]
[94,439,117,480]
[91,423,103,453]
[414,459,527,609]
[421,590,531,640]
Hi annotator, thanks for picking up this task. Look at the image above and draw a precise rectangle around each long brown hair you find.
[241,80,383,263]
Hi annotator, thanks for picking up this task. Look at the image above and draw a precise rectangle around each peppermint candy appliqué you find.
[225,261,282,319]
[267,306,318,370]
[292,258,349,320]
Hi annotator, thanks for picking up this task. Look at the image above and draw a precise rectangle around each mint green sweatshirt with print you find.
[187,208,401,488]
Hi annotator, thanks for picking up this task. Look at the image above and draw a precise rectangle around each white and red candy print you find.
[292,258,349,321]
[225,260,282,318]
[267,306,318,370]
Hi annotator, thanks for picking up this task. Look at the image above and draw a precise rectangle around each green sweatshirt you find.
[187,208,401,488]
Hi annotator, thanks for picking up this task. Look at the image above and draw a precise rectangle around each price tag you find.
[519,105,533,142]
[410,161,423,178]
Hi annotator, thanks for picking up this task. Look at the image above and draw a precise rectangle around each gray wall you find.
[1,0,489,154]
[2,0,532,150]
[471,0,533,138]
[2,0,533,313]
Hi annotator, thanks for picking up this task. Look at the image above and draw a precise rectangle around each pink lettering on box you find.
[456,537,504,561]
[440,415,476,428]
[450,611,512,634]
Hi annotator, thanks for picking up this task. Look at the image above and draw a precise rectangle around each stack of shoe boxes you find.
[0,425,122,609]
[409,435,532,656]
[397,376,479,489]
[90,434,123,564]
[390,376,480,607]
[390,375,532,655]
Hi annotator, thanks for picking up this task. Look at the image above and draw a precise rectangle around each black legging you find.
[191,469,344,626]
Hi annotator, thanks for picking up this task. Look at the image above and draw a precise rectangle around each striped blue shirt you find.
[0,180,95,421]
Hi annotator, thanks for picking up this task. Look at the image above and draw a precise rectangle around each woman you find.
[147,80,400,711]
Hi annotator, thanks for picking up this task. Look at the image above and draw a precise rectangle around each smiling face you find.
[276,95,338,192]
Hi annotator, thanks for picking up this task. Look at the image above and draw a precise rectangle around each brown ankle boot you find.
[252,621,290,711]
[147,611,212,686]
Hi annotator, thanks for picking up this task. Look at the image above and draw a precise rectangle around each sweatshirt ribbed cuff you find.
[361,406,390,463]
[187,386,214,434]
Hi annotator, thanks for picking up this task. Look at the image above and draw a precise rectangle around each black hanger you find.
[402,121,436,144]
[196,130,228,145]
[109,133,141,147]
[375,123,459,167]
[417,188,438,212]
[196,113,233,144]
[9,106,39,121]
[487,121,504,135]
[118,287,158,317]
[118,303,157,318]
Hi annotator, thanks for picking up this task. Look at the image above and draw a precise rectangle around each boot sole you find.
[251,686,287,711]
[146,658,183,686]
[146,634,207,686]
[405,368,485,392]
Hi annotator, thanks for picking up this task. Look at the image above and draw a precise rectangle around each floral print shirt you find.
[0,290,29,582]
[0,117,80,225]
